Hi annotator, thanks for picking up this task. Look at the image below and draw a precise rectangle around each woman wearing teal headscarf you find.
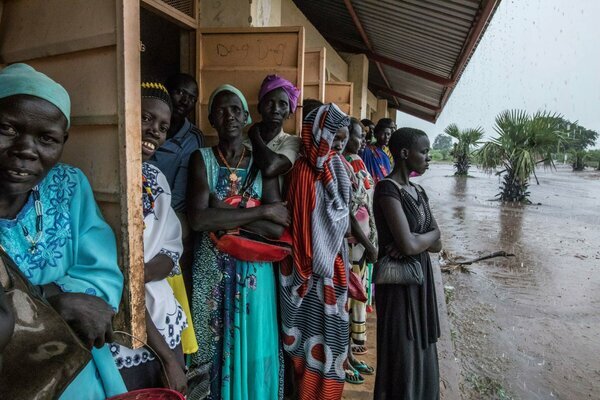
[0,63,126,399]
[186,85,289,399]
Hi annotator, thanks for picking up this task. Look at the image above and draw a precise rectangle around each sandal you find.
[351,344,368,355]
[344,368,364,385]
[350,359,374,375]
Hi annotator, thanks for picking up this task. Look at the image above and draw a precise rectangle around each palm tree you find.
[444,124,485,176]
[478,110,567,203]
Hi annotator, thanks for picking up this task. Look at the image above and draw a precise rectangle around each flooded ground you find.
[413,163,600,399]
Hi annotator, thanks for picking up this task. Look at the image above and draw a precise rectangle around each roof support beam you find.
[330,39,454,87]
[391,104,437,123]
[370,84,441,111]
[437,0,501,118]
[342,0,400,107]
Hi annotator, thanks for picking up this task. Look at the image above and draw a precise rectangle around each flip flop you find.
[351,344,368,355]
[350,359,374,375]
[344,369,365,385]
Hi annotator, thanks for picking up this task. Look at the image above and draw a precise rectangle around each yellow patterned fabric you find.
[383,145,395,167]
[167,274,199,354]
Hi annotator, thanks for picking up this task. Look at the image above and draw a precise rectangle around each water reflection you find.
[451,177,468,222]
[498,204,524,247]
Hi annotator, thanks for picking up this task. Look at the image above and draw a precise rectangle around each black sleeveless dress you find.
[372,179,440,400]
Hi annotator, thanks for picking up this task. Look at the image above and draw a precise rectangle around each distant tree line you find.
[435,111,598,203]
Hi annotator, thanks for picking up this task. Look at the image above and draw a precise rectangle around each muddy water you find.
[413,164,600,400]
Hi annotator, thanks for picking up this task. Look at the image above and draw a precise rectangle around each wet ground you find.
[413,163,600,399]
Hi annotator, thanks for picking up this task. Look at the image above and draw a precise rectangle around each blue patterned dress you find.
[191,148,281,400]
[0,163,126,399]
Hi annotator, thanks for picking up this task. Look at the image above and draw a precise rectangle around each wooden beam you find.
[392,104,437,123]
[342,0,399,107]
[330,38,454,87]
[116,0,145,348]
[370,84,441,111]
[141,0,197,29]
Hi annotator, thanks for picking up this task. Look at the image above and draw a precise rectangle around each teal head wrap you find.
[0,63,71,129]
[208,84,252,126]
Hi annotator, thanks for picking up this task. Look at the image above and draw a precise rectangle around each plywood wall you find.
[0,0,145,345]
[325,81,354,116]
[198,26,305,144]
[303,47,325,102]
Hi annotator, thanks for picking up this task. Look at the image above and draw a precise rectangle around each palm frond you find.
[477,141,504,172]
[444,123,461,140]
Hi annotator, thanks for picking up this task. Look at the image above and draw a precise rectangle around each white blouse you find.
[110,163,187,369]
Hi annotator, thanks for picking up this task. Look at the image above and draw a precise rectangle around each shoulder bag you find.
[210,164,292,262]
[0,246,91,400]
[374,178,424,286]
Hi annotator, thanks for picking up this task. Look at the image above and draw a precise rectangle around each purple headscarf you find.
[258,74,301,113]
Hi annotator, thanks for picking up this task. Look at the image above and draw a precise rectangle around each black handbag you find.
[0,246,92,400]
[374,254,423,285]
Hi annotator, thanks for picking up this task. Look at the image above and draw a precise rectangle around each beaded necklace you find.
[18,186,44,254]
[216,145,246,183]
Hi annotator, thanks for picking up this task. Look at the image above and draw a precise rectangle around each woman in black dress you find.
[372,128,442,400]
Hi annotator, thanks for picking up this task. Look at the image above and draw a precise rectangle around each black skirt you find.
[373,252,440,400]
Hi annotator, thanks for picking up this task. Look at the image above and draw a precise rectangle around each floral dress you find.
[191,147,281,400]
[0,164,126,399]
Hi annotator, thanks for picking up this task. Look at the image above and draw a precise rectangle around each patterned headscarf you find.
[302,103,350,171]
[286,103,352,280]
[0,63,71,128]
[258,74,301,113]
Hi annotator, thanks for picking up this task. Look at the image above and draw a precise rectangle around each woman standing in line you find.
[361,118,394,184]
[279,103,352,400]
[110,82,189,394]
[342,118,378,382]
[0,63,126,399]
[187,85,289,399]
[372,128,442,400]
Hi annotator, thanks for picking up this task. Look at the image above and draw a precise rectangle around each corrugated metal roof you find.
[293,0,501,122]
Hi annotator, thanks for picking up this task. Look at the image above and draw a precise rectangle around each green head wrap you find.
[208,84,252,126]
[0,63,71,129]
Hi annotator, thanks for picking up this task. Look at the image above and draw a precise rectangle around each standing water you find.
[413,163,600,399]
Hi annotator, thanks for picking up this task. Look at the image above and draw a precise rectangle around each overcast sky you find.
[396,0,600,148]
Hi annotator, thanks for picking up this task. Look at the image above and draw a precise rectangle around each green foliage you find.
[465,374,514,400]
[477,110,567,202]
[430,149,448,162]
[444,124,484,176]
[555,119,598,170]
[432,134,453,161]
[433,134,453,151]
[584,149,600,169]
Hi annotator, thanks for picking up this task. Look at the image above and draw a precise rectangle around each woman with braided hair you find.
[109,82,189,394]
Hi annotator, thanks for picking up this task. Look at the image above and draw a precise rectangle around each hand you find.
[366,245,378,263]
[47,292,114,349]
[247,122,263,141]
[163,359,188,394]
[263,202,291,226]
